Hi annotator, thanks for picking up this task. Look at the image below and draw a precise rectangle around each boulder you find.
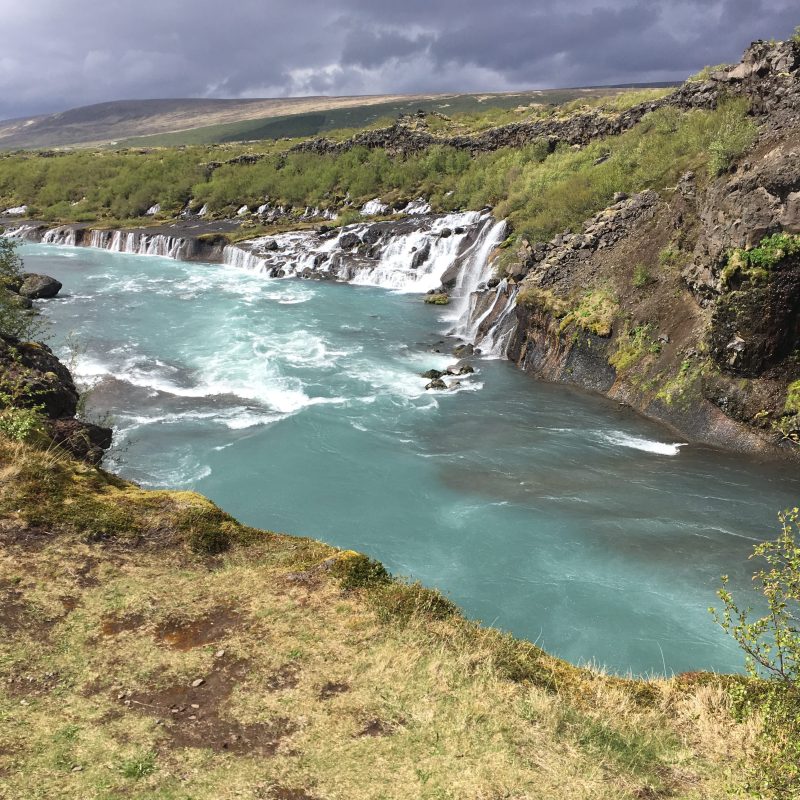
[338,232,361,249]
[18,273,62,299]
[48,418,113,465]
[425,378,447,390]
[421,369,444,379]
[410,241,431,269]
[0,335,78,418]
[439,228,453,238]
[453,343,474,358]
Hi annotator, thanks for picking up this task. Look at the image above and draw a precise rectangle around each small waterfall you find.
[446,219,508,339]
[41,225,78,246]
[474,286,520,358]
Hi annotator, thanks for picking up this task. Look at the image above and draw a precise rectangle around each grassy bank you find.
[0,436,757,799]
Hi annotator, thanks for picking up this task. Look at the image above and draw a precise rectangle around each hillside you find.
[0,95,432,150]
[0,87,674,151]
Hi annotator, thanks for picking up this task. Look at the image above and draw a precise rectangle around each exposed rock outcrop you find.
[0,334,112,464]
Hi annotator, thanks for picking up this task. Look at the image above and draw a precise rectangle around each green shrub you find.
[333,552,390,590]
[0,406,44,442]
[711,508,800,798]
[722,233,800,289]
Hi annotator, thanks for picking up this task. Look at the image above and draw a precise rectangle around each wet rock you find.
[262,239,279,251]
[439,228,453,238]
[453,343,474,358]
[424,293,449,305]
[425,378,447,390]
[410,241,431,269]
[338,232,361,249]
[18,273,62,299]
[421,369,443,379]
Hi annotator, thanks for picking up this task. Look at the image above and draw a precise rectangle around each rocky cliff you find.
[490,39,800,457]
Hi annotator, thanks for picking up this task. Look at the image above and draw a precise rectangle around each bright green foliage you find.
[722,233,800,289]
[609,324,658,372]
[711,509,800,798]
[707,98,758,176]
[0,100,761,245]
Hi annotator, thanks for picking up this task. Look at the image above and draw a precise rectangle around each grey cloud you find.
[0,0,795,120]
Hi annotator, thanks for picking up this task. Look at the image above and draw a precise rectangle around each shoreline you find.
[6,216,797,464]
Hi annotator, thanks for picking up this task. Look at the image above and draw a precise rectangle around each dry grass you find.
[0,438,756,799]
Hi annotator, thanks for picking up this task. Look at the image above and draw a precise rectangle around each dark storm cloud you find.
[0,0,796,120]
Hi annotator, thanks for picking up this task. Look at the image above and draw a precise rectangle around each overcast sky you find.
[1,0,796,120]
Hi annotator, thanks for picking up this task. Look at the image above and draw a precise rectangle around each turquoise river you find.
[21,241,800,676]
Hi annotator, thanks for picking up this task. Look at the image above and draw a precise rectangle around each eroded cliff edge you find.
[480,39,800,458]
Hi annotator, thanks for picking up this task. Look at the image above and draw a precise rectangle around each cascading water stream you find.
[445,218,508,340]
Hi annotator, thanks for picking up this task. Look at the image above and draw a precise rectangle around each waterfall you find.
[222,211,492,294]
[445,219,508,339]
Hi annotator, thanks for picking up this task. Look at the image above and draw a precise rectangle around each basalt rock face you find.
[0,334,112,464]
[492,39,800,456]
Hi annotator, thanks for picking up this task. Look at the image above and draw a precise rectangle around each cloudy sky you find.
[1,0,796,120]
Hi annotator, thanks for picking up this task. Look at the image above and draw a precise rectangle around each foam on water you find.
[600,432,687,456]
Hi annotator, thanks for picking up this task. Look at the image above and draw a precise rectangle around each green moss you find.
[656,358,708,406]
[722,233,800,290]
[517,285,570,317]
[609,325,658,372]
[785,380,800,414]
[560,289,618,337]
[424,293,450,305]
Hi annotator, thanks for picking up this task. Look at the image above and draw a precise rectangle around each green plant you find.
[707,98,758,176]
[711,509,800,797]
[722,233,800,289]
[119,750,157,780]
[0,405,44,441]
[785,380,800,415]
[333,552,390,590]
[632,264,651,288]
[792,25,800,44]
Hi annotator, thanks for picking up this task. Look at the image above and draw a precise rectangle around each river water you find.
[21,242,800,676]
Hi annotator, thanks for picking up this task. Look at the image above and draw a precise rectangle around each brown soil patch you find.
[154,608,240,651]
[0,580,58,638]
[0,524,53,550]
[72,558,100,588]
[318,681,349,700]
[101,613,145,636]
[357,719,397,738]
[265,664,300,692]
[267,788,318,800]
[123,660,293,755]
[5,670,61,698]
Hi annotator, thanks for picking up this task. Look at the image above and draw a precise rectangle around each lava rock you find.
[453,343,474,358]
[18,273,62,299]
[425,378,447,390]
[421,369,444,379]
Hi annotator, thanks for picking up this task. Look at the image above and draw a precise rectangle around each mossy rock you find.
[424,293,450,305]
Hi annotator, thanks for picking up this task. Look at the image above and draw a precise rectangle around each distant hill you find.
[0,95,438,150]
[0,85,676,150]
